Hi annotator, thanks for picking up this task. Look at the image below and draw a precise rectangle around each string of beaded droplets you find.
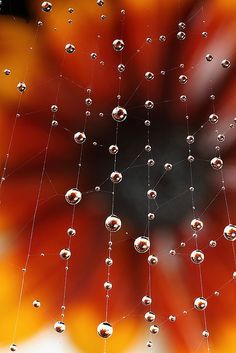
[97,10,126,350]
[185,105,211,348]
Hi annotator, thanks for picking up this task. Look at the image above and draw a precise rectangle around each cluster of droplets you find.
[205,54,231,68]
[5,1,236,352]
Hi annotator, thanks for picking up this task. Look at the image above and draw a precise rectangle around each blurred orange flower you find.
[0,1,236,353]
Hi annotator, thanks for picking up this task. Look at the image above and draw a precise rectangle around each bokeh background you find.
[0,0,236,352]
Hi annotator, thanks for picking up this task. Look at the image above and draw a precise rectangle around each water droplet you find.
[191,219,203,231]
[206,54,213,62]
[90,52,97,60]
[169,315,176,322]
[112,39,124,52]
[178,22,186,30]
[65,43,75,54]
[210,157,223,170]
[4,69,11,75]
[209,240,217,247]
[17,82,26,93]
[209,113,219,124]
[190,250,204,264]
[65,188,82,205]
[148,213,155,220]
[145,145,151,152]
[97,322,113,338]
[59,248,71,260]
[110,171,122,183]
[54,321,66,333]
[51,104,58,112]
[104,281,112,290]
[74,131,86,144]
[217,134,225,142]
[142,295,152,305]
[223,224,236,241]
[179,75,188,84]
[134,236,150,254]
[144,120,151,126]
[145,72,154,80]
[51,120,58,127]
[180,95,187,102]
[10,344,17,352]
[147,189,157,199]
[85,98,92,106]
[159,35,166,42]
[221,59,230,68]
[194,297,207,311]
[150,324,159,334]
[177,31,186,40]
[186,135,194,144]
[188,155,194,163]
[144,311,156,322]
[105,258,113,266]
[145,100,154,109]
[112,106,127,122]
[148,254,158,265]
[105,215,121,232]
[109,145,119,154]
[147,159,155,167]
[118,64,125,72]
[202,330,210,338]
[41,1,52,12]
[67,228,76,236]
[164,163,172,171]
[33,300,41,308]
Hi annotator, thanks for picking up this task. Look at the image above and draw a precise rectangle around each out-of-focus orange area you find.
[0,0,236,352]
